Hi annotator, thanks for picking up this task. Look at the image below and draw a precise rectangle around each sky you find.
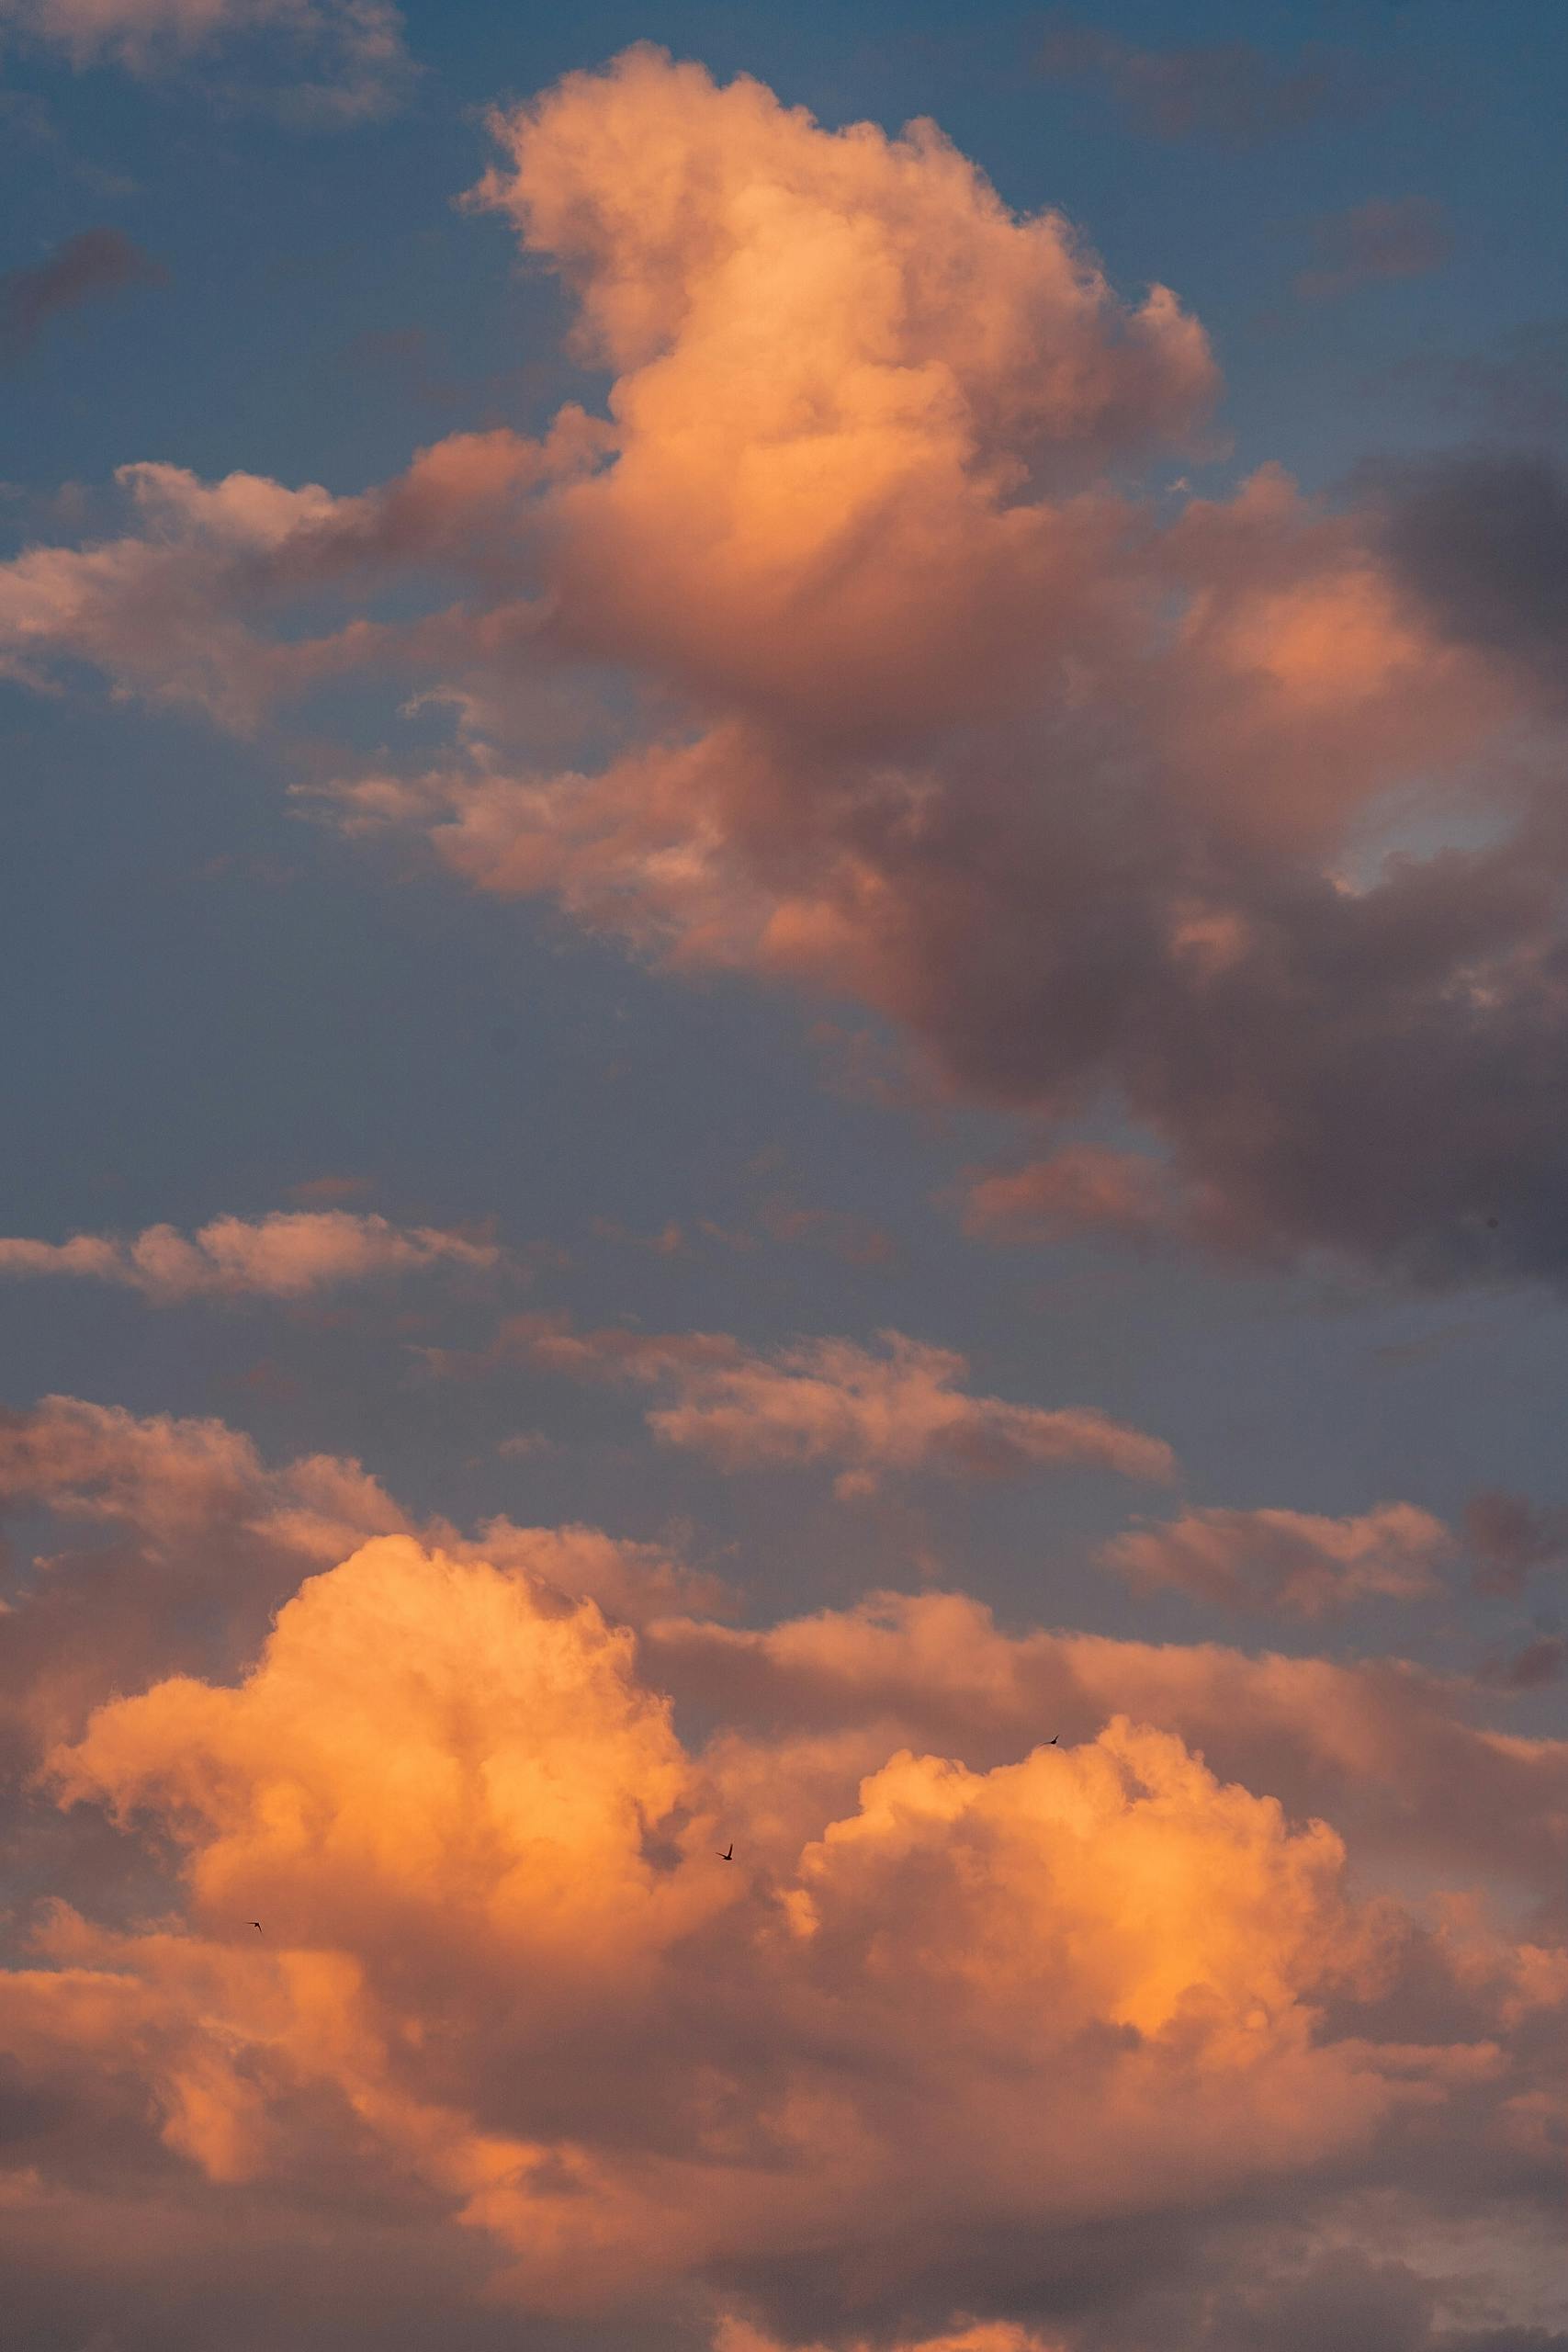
[1,2,1566,2347]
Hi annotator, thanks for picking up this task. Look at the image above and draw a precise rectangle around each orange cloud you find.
[3,1532,1558,2336]
[0,1209,502,1302]
[1101,1500,1456,1617]
[642,1586,1568,1896]
[0,1394,721,1764]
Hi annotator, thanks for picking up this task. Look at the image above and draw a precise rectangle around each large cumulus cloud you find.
[2,1402,1564,2347]
[5,51,1566,1282]
[0,1529,1562,2346]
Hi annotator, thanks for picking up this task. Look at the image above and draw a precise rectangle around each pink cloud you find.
[960,1143,1188,1248]
[493,1314,1178,1494]
[0,1209,502,1301]
[1101,1500,1456,1617]
[3,42,1568,1301]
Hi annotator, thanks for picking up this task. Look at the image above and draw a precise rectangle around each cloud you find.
[0,226,165,358]
[1035,23,1377,145]
[7,49,1568,1292]
[639,1587,1568,1897]
[958,1144,1189,1249]
[1295,197,1452,303]
[0,1393,721,1770]
[1,1532,1562,2345]
[1100,1501,1454,1618]
[486,1314,1178,1495]
[1367,447,1568,684]
[0,1209,501,1302]
[0,418,607,725]
[0,0,416,123]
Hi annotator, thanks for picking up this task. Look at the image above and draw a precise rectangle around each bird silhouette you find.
[1048,1735,1059,1746]
[250,1921,263,1936]
[718,1842,734,1862]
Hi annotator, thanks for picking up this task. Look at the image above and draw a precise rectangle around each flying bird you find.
[250,1921,263,1935]
[719,1842,734,1862]
[1048,1735,1059,1745]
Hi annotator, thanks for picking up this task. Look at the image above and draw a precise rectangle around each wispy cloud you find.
[476,1312,1177,1495]
[0,1209,502,1302]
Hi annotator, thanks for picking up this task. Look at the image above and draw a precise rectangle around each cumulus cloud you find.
[5,48,1568,1290]
[0,1531,1562,2346]
[0,1393,722,1771]
[639,1586,1568,1899]
[0,0,416,122]
[475,1313,1177,1495]
[0,225,165,359]
[0,1208,501,1302]
[1100,1500,1455,1618]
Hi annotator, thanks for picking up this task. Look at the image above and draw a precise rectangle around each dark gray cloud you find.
[1035,21,1379,144]
[0,226,165,359]
[1370,447,1568,673]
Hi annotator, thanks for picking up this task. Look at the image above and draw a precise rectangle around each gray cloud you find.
[1369,447,1568,677]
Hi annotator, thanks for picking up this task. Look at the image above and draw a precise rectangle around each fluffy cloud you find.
[640,1587,1568,1897]
[1100,1500,1455,1618]
[0,1393,720,1767]
[469,1313,1177,1494]
[0,1209,501,1302]
[360,53,1564,1289]
[0,0,415,122]
[6,45,1568,1298]
[1,1530,1562,2347]
[0,419,605,725]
